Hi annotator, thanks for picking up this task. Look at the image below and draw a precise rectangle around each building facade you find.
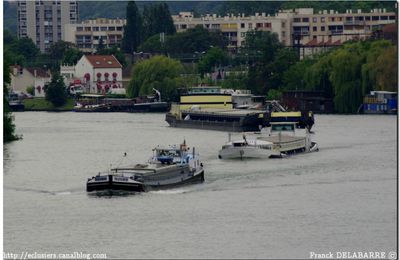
[17,0,78,52]
[64,18,126,53]
[61,55,123,94]
[10,65,51,97]
[172,8,396,55]
[173,12,290,51]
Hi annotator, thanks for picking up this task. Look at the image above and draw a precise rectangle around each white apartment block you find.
[17,0,78,52]
[172,7,396,54]
[64,18,126,53]
[173,12,291,50]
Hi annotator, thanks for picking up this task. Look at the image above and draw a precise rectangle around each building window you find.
[294,18,301,22]
[109,27,115,31]
[312,17,317,23]
[372,16,379,21]
[281,31,285,37]
[380,16,388,20]
[321,17,325,23]
[248,23,252,29]
[365,16,371,21]
[302,18,309,22]
[389,16,395,20]
[313,26,317,31]
[100,27,107,31]
[241,23,245,28]
[77,27,83,31]
[116,26,123,31]
[321,26,325,31]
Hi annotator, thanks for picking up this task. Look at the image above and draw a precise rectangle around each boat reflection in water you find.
[86,141,204,194]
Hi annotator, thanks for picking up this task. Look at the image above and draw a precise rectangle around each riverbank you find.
[23,98,75,111]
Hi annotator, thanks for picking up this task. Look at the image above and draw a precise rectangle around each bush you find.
[26,86,35,96]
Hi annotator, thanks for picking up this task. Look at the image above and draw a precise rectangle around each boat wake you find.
[149,188,189,195]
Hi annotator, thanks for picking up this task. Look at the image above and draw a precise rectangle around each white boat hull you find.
[218,146,276,159]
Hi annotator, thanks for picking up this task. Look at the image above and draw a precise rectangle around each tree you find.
[142,3,176,40]
[197,47,229,77]
[122,1,142,54]
[373,46,397,92]
[62,47,83,65]
[128,55,184,101]
[138,25,227,55]
[97,37,105,53]
[45,73,67,107]
[138,34,163,53]
[241,31,293,94]
[167,26,227,54]
[3,52,18,142]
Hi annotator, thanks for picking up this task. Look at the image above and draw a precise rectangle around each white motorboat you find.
[257,122,319,156]
[218,134,275,159]
[218,122,318,160]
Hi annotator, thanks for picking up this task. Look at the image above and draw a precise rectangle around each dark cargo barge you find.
[166,106,314,132]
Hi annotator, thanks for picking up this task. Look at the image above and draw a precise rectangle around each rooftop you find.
[85,55,122,69]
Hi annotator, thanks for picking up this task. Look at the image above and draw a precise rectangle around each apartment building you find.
[17,0,78,52]
[172,8,396,54]
[173,12,291,50]
[290,8,396,57]
[64,18,126,53]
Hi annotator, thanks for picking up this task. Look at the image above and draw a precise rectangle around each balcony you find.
[293,31,310,36]
[330,30,343,35]
[344,20,365,26]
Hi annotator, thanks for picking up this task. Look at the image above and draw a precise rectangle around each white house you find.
[73,55,123,94]
[10,66,51,97]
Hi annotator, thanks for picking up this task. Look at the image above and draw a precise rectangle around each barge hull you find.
[145,170,205,191]
[166,114,261,132]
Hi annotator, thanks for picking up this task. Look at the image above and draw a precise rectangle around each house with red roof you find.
[73,55,124,94]
[9,65,51,97]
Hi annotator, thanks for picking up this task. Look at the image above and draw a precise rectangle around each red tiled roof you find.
[332,39,342,46]
[26,67,51,78]
[305,38,318,46]
[85,55,122,68]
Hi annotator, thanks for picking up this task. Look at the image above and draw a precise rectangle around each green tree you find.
[62,47,83,65]
[283,57,315,90]
[373,46,397,92]
[241,31,296,94]
[3,52,18,142]
[138,34,163,53]
[122,1,142,54]
[197,47,229,77]
[266,89,282,100]
[139,25,227,55]
[142,3,176,40]
[45,73,67,107]
[128,55,183,101]
[97,37,106,53]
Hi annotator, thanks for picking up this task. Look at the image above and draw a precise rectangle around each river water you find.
[4,112,397,259]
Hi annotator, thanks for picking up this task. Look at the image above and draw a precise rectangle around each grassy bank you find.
[23,98,75,111]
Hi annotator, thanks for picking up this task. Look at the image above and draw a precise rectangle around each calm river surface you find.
[4,112,397,259]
